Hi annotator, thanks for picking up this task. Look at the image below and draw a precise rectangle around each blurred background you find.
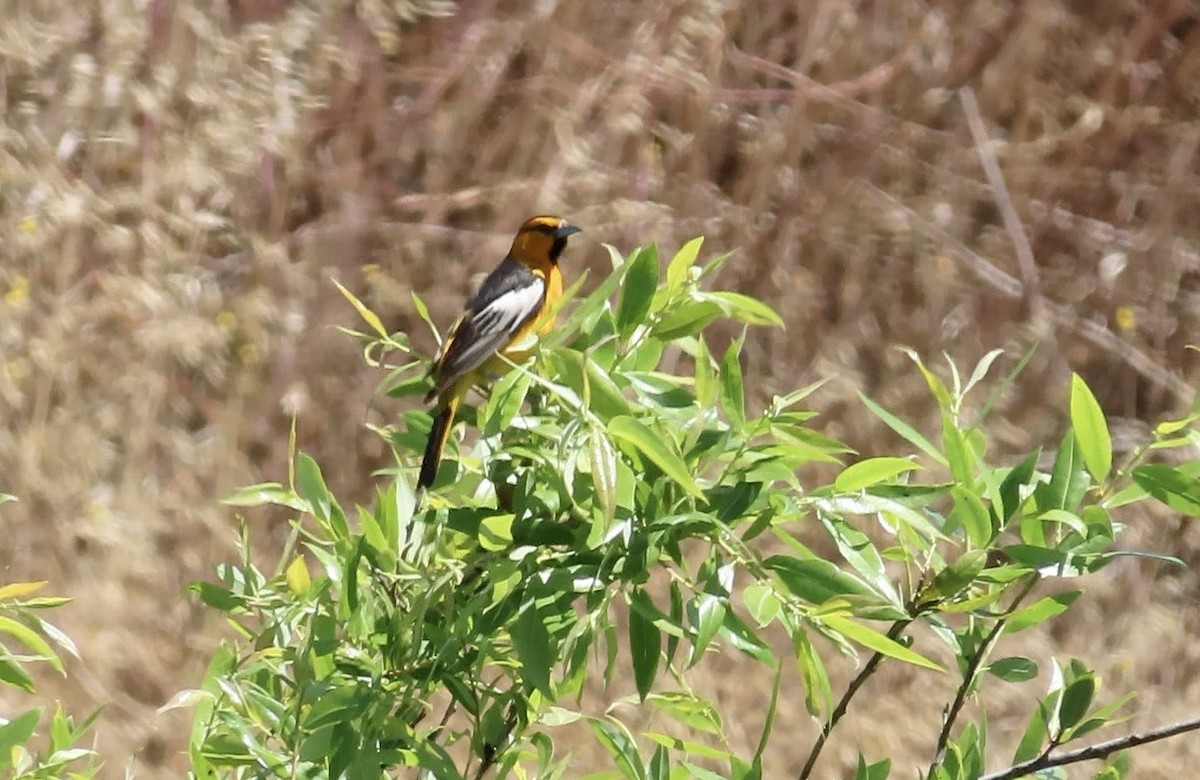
[1,0,1198,775]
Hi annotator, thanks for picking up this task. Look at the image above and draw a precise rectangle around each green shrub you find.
[183,239,1200,778]
[0,533,101,779]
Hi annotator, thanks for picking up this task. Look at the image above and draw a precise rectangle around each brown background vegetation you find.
[1,0,1199,776]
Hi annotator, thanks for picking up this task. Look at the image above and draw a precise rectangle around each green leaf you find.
[821,615,944,671]
[482,366,531,436]
[752,665,782,769]
[0,656,35,693]
[903,348,954,409]
[988,656,1039,682]
[854,755,892,780]
[513,602,554,698]
[951,486,994,548]
[648,745,670,780]
[1040,508,1087,537]
[688,593,726,664]
[765,556,881,606]
[479,514,514,551]
[1132,464,1200,517]
[928,549,987,601]
[1005,591,1081,633]
[589,717,646,779]
[694,335,715,409]
[590,428,619,528]
[284,555,311,597]
[646,692,723,734]
[1038,431,1089,513]
[705,291,784,327]
[0,581,46,601]
[221,482,306,511]
[1012,698,1049,764]
[794,631,832,718]
[834,457,921,491]
[295,453,346,539]
[0,615,60,670]
[628,591,662,702]
[742,583,782,626]
[651,299,724,340]
[547,348,632,421]
[0,708,40,764]
[1070,374,1112,483]
[616,245,660,337]
[608,416,704,500]
[942,410,974,485]
[1058,674,1097,731]
[332,278,388,338]
[857,392,946,464]
[719,338,745,427]
[963,348,1006,397]
[666,236,704,292]
[997,450,1039,522]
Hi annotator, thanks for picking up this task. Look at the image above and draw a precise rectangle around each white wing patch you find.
[434,276,546,390]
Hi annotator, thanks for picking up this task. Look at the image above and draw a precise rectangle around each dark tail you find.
[418,395,460,490]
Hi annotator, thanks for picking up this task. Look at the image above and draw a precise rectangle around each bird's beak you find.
[554,222,582,239]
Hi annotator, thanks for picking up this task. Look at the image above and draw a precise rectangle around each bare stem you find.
[797,620,911,780]
[929,575,1040,772]
[981,715,1200,780]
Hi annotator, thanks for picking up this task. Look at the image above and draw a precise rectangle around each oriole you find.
[418,215,582,490]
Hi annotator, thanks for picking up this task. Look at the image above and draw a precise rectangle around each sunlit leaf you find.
[629,590,662,701]
[666,236,704,292]
[616,245,660,337]
[332,278,388,338]
[1070,373,1112,484]
[608,416,704,500]
[1005,591,1081,633]
[284,555,310,597]
[857,392,946,464]
[821,615,943,671]
[1132,464,1200,517]
[988,656,1039,682]
[834,457,921,492]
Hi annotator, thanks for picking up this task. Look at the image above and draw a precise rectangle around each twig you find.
[471,703,520,780]
[959,87,1039,306]
[797,620,911,780]
[980,714,1200,780]
[929,575,1040,771]
[856,181,1194,405]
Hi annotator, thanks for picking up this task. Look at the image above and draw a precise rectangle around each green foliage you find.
[0,576,100,778]
[185,240,1200,778]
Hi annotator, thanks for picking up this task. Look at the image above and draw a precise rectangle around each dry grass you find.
[1,0,1198,775]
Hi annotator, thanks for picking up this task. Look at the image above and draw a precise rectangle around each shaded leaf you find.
[608,416,704,499]
[616,245,660,337]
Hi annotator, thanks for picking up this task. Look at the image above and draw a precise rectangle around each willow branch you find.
[981,715,1200,780]
[797,620,911,780]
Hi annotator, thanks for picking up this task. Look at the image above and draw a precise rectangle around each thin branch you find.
[929,575,1040,771]
[856,181,1194,404]
[797,620,911,780]
[980,714,1200,780]
[472,703,520,780]
[959,87,1040,307]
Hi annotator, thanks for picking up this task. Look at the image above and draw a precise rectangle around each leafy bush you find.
[0,515,100,779]
[183,239,1200,778]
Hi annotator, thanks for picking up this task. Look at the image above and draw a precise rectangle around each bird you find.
[418,215,582,490]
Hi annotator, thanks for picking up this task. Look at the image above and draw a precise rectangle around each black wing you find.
[429,256,546,397]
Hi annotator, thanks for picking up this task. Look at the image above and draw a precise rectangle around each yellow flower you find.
[4,276,30,308]
[1114,306,1136,334]
[237,342,261,365]
[216,310,237,332]
[18,215,37,235]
